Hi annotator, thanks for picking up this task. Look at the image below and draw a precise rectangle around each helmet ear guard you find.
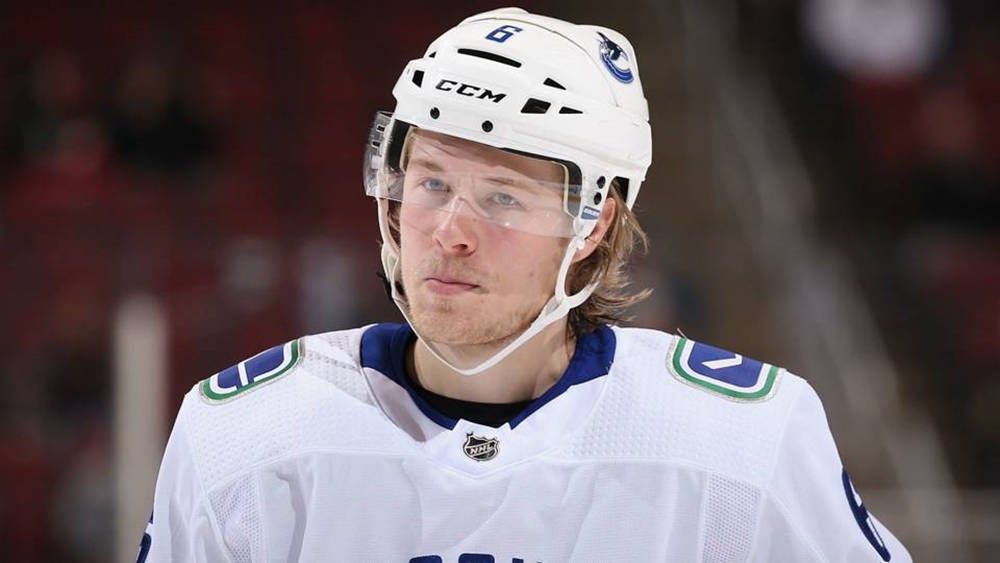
[364,8,650,375]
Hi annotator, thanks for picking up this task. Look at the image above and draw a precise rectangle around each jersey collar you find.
[360,323,615,430]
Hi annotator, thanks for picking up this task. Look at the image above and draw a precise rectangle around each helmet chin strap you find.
[376,198,597,376]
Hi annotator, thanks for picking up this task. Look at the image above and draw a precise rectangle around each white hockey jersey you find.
[139,324,911,562]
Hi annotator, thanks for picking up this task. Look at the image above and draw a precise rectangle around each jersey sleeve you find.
[754,382,912,562]
[139,394,233,563]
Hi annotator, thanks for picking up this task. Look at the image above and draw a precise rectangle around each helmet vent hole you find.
[428,51,437,58]
[559,106,583,115]
[412,70,424,87]
[430,107,440,119]
[481,120,493,132]
[520,98,551,114]
[597,176,606,188]
[456,48,522,68]
[543,77,566,90]
[594,192,603,204]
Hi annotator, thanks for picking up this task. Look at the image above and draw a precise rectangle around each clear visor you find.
[364,113,580,238]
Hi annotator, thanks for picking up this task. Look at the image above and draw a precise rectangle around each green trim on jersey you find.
[200,339,302,404]
[668,337,781,402]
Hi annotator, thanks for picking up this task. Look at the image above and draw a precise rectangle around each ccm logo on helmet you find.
[435,79,507,103]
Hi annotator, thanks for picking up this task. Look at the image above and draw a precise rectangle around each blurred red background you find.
[0,1,997,561]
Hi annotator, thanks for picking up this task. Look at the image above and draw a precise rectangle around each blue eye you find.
[423,178,447,192]
[491,192,521,208]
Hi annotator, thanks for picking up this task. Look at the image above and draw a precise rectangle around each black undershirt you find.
[405,370,534,428]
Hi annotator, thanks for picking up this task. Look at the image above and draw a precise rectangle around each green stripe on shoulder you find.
[200,339,302,404]
[668,336,781,402]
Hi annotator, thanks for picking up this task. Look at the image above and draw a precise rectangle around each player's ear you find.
[572,196,616,263]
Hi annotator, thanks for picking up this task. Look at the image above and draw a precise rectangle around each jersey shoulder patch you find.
[199,339,302,403]
[667,336,782,402]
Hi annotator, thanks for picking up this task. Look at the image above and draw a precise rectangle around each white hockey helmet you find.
[364,7,652,374]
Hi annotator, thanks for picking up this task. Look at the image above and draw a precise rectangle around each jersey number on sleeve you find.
[842,468,891,561]
[135,511,152,563]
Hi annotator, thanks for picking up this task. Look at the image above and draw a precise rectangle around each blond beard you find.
[403,275,548,348]
[400,253,557,348]
[414,297,542,346]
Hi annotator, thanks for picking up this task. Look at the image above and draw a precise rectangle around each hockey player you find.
[139,8,911,562]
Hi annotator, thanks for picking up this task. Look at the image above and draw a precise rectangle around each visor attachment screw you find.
[430,107,440,119]
[481,120,493,132]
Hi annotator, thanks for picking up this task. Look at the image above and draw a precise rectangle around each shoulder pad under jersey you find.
[199,339,302,404]
[667,336,783,402]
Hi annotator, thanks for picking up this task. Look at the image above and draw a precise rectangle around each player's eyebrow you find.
[407,157,444,172]
[481,175,556,197]
[409,157,554,193]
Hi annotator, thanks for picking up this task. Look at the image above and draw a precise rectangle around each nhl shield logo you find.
[463,432,499,462]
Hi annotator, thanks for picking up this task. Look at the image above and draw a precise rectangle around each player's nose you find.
[432,199,479,255]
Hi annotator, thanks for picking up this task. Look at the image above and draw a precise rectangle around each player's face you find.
[397,130,569,347]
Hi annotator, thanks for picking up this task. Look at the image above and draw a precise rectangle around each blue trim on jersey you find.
[508,326,615,428]
[360,323,616,430]
[360,323,459,429]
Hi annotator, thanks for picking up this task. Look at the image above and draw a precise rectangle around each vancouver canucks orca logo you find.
[598,32,633,84]
[463,432,499,462]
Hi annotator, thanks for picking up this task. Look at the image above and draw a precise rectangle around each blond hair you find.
[566,182,650,336]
